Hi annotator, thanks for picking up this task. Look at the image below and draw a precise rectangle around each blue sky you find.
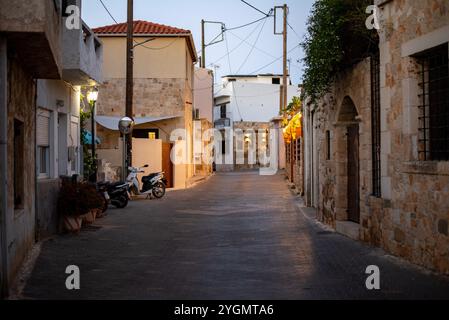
[82,0,315,85]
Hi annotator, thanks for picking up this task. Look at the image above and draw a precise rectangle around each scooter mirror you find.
[144,164,149,168]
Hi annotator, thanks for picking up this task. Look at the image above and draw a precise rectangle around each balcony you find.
[0,0,62,78]
[214,118,231,129]
[62,20,103,85]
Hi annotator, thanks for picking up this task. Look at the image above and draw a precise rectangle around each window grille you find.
[371,52,381,197]
[418,44,449,161]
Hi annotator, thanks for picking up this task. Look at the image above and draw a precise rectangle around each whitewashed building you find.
[35,2,103,239]
[213,74,300,171]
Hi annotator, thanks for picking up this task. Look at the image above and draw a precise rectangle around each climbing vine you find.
[301,0,379,101]
[80,94,96,180]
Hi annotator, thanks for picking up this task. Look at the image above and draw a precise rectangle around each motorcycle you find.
[127,165,167,199]
[97,181,130,209]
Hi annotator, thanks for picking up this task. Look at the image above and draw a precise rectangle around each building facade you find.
[302,0,449,274]
[35,6,103,239]
[213,74,300,171]
[93,20,198,189]
[0,0,62,297]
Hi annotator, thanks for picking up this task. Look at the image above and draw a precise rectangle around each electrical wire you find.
[225,15,271,32]
[235,16,268,74]
[240,0,271,17]
[207,19,266,68]
[249,44,301,75]
[98,0,119,24]
[224,32,233,75]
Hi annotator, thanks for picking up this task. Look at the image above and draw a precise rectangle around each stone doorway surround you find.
[334,96,362,240]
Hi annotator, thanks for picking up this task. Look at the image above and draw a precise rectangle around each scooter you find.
[127,165,167,199]
[98,181,130,208]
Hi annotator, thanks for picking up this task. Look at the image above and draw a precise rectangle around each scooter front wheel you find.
[152,182,166,199]
[114,195,129,208]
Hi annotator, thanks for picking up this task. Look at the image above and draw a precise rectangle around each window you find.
[37,109,51,178]
[220,105,227,119]
[132,129,159,140]
[272,78,281,85]
[14,119,24,209]
[371,52,381,197]
[418,44,449,161]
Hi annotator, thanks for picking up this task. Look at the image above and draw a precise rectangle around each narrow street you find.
[23,172,449,300]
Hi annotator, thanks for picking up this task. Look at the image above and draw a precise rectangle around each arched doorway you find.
[338,97,360,223]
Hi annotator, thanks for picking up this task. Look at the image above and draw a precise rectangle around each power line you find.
[249,44,301,75]
[207,19,266,68]
[240,0,271,17]
[236,17,268,74]
[225,15,271,32]
[98,0,119,24]
[224,32,233,75]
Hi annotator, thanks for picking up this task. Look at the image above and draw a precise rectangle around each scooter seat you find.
[142,173,161,183]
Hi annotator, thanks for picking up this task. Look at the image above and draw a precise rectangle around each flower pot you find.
[96,208,106,219]
[63,215,82,233]
[82,210,96,226]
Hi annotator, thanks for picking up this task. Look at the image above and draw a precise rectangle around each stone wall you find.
[372,0,449,273]
[6,55,36,282]
[308,58,373,229]
[304,0,449,274]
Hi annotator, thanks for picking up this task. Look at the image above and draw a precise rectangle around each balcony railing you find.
[62,20,103,85]
[214,118,231,129]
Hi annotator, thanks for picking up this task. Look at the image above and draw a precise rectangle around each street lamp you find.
[88,87,99,183]
[118,117,134,181]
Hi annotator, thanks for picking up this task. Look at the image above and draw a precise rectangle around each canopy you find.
[96,115,180,131]
[283,112,303,143]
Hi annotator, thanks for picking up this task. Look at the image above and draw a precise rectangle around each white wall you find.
[220,82,300,123]
[194,67,213,122]
[36,79,81,178]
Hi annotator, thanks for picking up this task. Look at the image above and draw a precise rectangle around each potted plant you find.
[79,183,104,226]
[58,180,84,233]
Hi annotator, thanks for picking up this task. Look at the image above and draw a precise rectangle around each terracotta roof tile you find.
[93,20,191,35]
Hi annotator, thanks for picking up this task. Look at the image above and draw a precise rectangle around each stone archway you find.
[335,96,360,224]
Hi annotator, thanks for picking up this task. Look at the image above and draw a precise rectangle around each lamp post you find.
[118,117,134,181]
[87,87,99,183]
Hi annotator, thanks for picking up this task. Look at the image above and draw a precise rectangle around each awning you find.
[96,115,180,131]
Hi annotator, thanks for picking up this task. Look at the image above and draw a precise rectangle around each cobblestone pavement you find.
[23,172,449,299]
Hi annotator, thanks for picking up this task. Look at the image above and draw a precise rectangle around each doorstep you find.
[336,221,360,241]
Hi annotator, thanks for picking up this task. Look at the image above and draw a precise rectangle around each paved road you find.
[24,172,449,299]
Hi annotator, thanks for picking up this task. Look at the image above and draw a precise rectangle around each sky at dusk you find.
[82,0,316,85]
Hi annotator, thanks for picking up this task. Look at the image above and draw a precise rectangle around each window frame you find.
[417,43,449,162]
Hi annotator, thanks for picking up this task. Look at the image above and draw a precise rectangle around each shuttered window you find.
[37,109,50,147]
[37,109,51,177]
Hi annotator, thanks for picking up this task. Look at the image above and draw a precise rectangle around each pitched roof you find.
[92,20,191,35]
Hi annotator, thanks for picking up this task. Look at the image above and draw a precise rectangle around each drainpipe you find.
[0,37,9,298]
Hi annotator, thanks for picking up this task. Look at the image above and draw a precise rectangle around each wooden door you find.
[347,125,360,223]
[162,143,174,188]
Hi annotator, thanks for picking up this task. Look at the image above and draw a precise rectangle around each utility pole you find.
[125,0,133,172]
[282,4,288,112]
[201,19,206,68]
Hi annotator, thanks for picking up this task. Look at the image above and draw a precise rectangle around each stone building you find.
[93,21,198,189]
[0,0,62,297]
[302,0,449,274]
